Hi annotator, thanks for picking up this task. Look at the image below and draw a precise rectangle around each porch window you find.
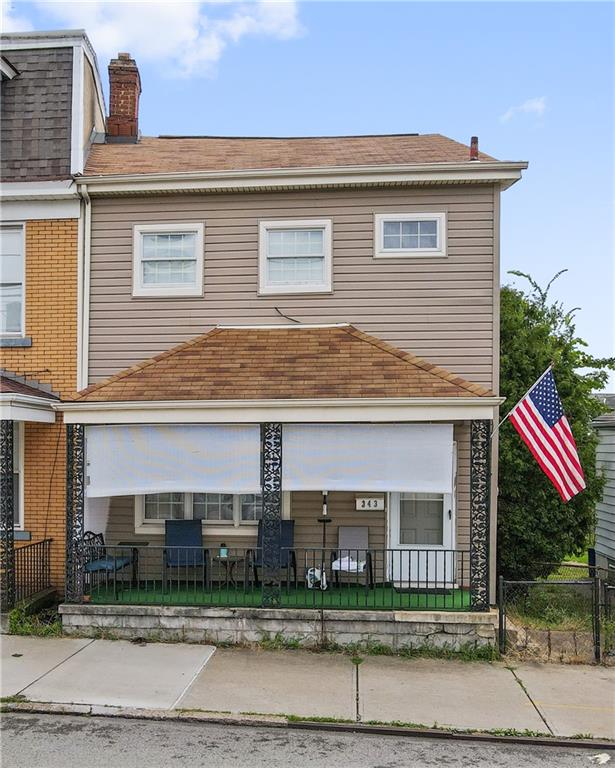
[0,224,25,335]
[258,219,332,294]
[132,223,204,297]
[374,213,446,258]
[144,492,184,520]
[193,493,234,522]
[240,493,263,522]
[137,492,262,531]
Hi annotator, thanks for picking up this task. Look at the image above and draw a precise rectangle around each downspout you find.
[76,183,91,392]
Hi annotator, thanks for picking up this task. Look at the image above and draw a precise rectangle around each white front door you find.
[388,491,455,587]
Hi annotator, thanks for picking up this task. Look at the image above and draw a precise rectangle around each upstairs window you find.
[0,225,25,335]
[133,223,204,297]
[259,219,332,294]
[374,213,446,258]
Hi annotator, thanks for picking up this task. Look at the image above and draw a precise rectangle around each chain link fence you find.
[498,564,613,663]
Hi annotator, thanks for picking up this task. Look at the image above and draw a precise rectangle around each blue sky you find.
[4,1,614,387]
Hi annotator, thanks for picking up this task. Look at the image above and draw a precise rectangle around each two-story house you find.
[0,30,105,609]
[10,45,527,648]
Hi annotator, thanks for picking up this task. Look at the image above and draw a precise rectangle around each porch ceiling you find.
[73,325,493,404]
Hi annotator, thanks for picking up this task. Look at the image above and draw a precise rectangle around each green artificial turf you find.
[88,582,471,611]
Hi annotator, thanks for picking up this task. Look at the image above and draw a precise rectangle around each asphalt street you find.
[2,713,611,768]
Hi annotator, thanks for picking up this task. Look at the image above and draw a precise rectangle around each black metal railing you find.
[83,544,471,611]
[15,538,52,603]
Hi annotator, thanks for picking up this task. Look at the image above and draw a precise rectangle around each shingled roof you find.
[75,325,492,402]
[84,133,497,177]
[0,373,59,400]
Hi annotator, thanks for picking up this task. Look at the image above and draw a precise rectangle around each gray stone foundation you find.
[59,604,498,650]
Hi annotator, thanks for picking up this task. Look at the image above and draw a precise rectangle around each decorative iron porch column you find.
[0,420,15,612]
[469,419,491,611]
[65,424,85,603]
[261,423,282,607]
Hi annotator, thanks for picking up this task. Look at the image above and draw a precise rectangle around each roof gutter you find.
[77,161,528,196]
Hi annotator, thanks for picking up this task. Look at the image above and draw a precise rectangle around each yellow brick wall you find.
[2,219,79,589]
[2,219,78,398]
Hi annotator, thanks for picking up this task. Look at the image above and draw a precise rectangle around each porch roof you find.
[0,372,58,423]
[74,325,493,403]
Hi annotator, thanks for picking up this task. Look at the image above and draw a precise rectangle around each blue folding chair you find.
[163,519,208,592]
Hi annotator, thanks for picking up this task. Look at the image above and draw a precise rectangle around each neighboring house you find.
[0,30,105,609]
[56,50,527,648]
[593,394,615,573]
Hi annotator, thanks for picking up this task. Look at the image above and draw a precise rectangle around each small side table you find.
[214,555,244,588]
[117,541,149,587]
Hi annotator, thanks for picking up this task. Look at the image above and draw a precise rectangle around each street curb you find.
[2,702,286,728]
[288,720,615,751]
[3,702,614,751]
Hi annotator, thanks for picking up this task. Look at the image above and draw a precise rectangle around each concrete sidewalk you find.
[2,636,613,739]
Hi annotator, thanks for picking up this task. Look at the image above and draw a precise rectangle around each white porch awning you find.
[86,424,261,498]
[282,423,454,493]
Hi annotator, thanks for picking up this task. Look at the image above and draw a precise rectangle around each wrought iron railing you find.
[83,544,471,611]
[15,538,52,603]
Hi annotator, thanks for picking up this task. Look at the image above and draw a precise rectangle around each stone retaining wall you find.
[59,605,498,650]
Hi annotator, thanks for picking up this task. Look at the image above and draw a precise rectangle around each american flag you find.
[509,369,586,502]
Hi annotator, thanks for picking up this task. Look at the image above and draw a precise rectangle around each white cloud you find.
[3,1,303,77]
[1,0,34,32]
[500,96,546,124]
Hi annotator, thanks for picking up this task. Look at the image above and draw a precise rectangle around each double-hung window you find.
[138,493,263,532]
[259,219,332,294]
[133,223,204,297]
[374,213,446,258]
[0,224,25,336]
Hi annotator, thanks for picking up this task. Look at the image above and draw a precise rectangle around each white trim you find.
[0,180,79,202]
[0,222,25,338]
[70,44,84,175]
[14,421,24,530]
[60,396,504,425]
[0,199,80,220]
[76,200,84,391]
[77,186,92,390]
[218,323,349,330]
[77,161,528,196]
[374,212,447,259]
[0,393,57,423]
[132,222,205,298]
[258,219,333,295]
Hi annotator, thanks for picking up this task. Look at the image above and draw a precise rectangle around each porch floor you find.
[87,583,472,611]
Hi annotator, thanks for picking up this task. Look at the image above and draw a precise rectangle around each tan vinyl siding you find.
[88,185,496,388]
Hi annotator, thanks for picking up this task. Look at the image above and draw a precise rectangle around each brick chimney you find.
[469,136,479,161]
[106,52,141,141]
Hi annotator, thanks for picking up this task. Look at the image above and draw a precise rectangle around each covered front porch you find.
[0,373,58,612]
[61,325,499,629]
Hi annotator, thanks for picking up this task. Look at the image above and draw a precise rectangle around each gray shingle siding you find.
[0,47,73,181]
[596,426,615,562]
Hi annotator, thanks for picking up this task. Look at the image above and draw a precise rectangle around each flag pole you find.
[490,363,553,439]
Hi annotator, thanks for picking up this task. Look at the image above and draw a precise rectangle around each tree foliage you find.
[498,271,614,579]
